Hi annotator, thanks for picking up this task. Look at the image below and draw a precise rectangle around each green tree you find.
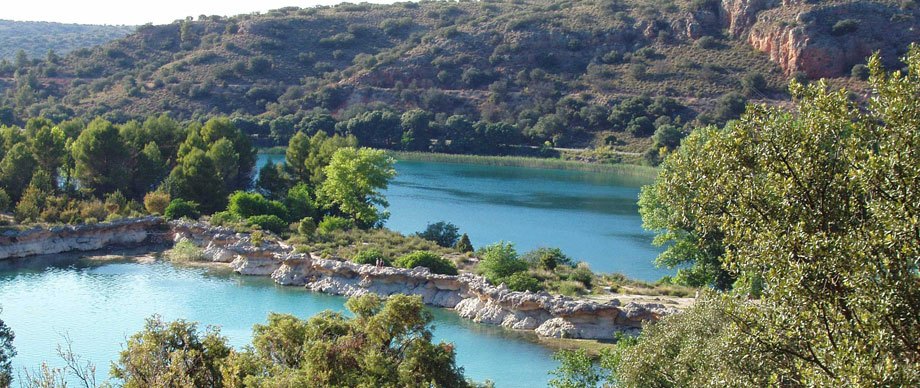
[285,131,311,182]
[455,233,474,253]
[167,149,225,213]
[417,221,461,247]
[111,315,231,388]
[0,142,36,200]
[131,142,168,197]
[317,147,396,228]
[198,117,255,189]
[29,125,65,178]
[72,118,130,196]
[0,310,14,388]
[304,131,358,186]
[548,349,607,388]
[283,183,315,222]
[477,242,527,284]
[627,49,920,385]
[255,162,289,200]
[206,138,240,191]
[394,251,458,275]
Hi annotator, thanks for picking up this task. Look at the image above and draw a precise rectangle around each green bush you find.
[143,191,170,215]
[210,210,241,226]
[416,221,460,247]
[522,247,575,270]
[164,199,200,220]
[228,191,289,220]
[455,233,474,253]
[832,19,860,35]
[297,217,316,236]
[353,248,391,266]
[317,216,353,234]
[851,64,870,80]
[395,251,458,275]
[166,240,204,262]
[502,272,543,292]
[0,188,10,212]
[477,242,527,283]
[246,214,287,234]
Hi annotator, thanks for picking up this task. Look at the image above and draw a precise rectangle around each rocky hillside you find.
[0,0,916,157]
[0,20,134,61]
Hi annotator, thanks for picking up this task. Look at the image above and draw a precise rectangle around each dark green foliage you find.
[256,162,289,200]
[227,191,289,220]
[246,214,287,234]
[317,215,353,234]
[741,72,767,96]
[352,248,391,266]
[832,18,861,35]
[522,247,575,270]
[0,143,36,200]
[168,149,225,213]
[477,242,528,283]
[72,118,130,196]
[455,233,474,253]
[548,348,608,388]
[111,315,231,387]
[297,217,316,236]
[0,20,132,61]
[164,198,200,220]
[416,221,461,247]
[283,183,314,222]
[851,64,870,80]
[395,251,458,275]
[0,312,15,388]
[502,272,543,292]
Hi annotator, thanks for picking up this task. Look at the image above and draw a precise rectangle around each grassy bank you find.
[389,151,659,178]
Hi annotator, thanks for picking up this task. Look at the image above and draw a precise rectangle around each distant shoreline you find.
[258,148,657,177]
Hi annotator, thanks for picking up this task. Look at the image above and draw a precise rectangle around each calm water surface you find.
[259,154,669,280]
[0,256,556,387]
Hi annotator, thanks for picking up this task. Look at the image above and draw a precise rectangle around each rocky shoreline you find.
[0,217,680,340]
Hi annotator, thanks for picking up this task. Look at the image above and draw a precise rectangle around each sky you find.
[5,0,396,26]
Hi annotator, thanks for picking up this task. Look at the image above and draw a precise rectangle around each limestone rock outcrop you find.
[170,221,680,340]
[0,217,162,260]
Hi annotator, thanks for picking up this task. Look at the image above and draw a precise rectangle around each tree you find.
[0,142,36,200]
[167,149,225,213]
[284,183,315,222]
[336,110,402,149]
[477,242,528,284]
[256,162,289,200]
[417,221,461,247]
[304,131,358,186]
[629,48,920,385]
[111,315,231,387]
[285,131,311,182]
[72,118,130,196]
[221,295,469,386]
[394,251,458,275]
[197,117,255,189]
[548,349,607,388]
[206,138,240,192]
[131,142,168,198]
[455,233,474,253]
[317,147,396,228]
[30,125,65,179]
[400,109,434,151]
[0,309,15,388]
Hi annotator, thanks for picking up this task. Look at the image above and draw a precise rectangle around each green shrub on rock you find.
[395,251,457,275]
[246,214,286,234]
[164,199,200,220]
[317,216,353,234]
[352,248,391,266]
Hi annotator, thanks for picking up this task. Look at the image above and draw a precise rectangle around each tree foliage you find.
[416,221,461,247]
[0,310,14,388]
[317,147,396,228]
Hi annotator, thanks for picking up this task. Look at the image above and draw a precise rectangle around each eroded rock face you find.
[167,220,682,340]
[0,217,162,260]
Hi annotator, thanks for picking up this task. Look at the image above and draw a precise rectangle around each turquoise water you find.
[258,154,669,281]
[0,255,557,387]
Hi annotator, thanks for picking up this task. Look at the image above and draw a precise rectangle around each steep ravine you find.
[0,217,680,340]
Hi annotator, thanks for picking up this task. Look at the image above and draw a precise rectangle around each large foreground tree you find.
[583,47,920,386]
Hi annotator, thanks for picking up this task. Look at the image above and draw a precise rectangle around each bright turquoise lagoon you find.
[0,255,557,387]
[258,154,669,281]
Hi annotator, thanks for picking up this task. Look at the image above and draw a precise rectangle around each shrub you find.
[395,251,458,275]
[741,72,767,96]
[832,19,860,35]
[477,242,527,283]
[167,240,204,262]
[695,36,717,49]
[502,272,543,292]
[570,264,595,288]
[523,247,575,270]
[246,214,287,234]
[0,189,9,212]
[144,191,171,215]
[353,248,391,266]
[416,221,460,247]
[317,216,353,234]
[228,191,289,221]
[79,199,108,222]
[851,64,870,80]
[455,233,473,253]
[164,199,200,220]
[297,217,316,236]
[209,210,241,226]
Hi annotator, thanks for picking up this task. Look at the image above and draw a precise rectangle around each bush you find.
[832,19,860,35]
[851,64,870,80]
[477,242,527,283]
[164,199,200,220]
[695,36,718,49]
[522,247,575,270]
[317,216,353,234]
[416,221,460,247]
[455,233,474,253]
[570,264,595,288]
[79,199,108,222]
[228,191,289,221]
[395,251,458,275]
[167,240,204,262]
[144,191,171,215]
[246,214,287,234]
[741,72,767,96]
[353,248,391,266]
[209,210,241,226]
[0,188,9,212]
[502,272,543,292]
[297,217,316,236]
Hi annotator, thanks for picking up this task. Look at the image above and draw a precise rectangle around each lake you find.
[258,154,669,281]
[0,255,557,387]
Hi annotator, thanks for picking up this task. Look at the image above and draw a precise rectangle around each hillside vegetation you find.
[0,0,917,163]
[0,20,134,60]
